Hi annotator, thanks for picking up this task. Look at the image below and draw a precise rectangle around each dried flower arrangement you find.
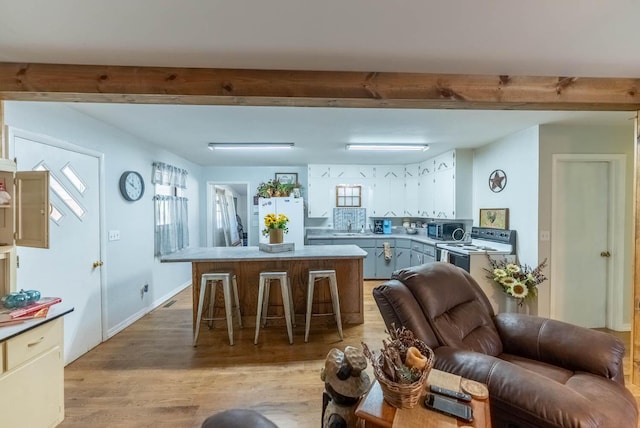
[362,326,434,408]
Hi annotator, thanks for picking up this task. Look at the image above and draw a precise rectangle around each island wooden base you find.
[191,257,364,329]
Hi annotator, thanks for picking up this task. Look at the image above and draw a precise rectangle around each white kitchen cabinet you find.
[308,164,331,179]
[404,164,421,217]
[330,165,375,180]
[419,163,435,217]
[371,165,404,217]
[0,317,65,428]
[307,177,333,218]
[0,158,50,295]
[419,150,472,219]
[433,150,455,172]
[433,168,455,218]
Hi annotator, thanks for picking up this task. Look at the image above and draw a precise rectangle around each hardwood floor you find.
[61,281,640,428]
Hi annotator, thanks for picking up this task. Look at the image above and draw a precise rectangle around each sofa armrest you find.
[434,346,637,428]
[494,313,625,384]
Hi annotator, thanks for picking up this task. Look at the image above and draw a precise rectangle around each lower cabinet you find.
[395,240,411,270]
[423,243,436,264]
[0,317,64,428]
[308,237,435,279]
[375,239,395,279]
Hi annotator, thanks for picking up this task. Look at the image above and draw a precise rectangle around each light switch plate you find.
[108,230,121,241]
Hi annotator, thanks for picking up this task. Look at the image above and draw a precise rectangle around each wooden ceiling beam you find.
[0,62,638,111]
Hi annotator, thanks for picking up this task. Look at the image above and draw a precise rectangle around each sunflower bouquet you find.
[485,255,547,306]
[261,213,289,236]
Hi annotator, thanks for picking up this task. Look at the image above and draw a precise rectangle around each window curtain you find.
[154,195,189,256]
[152,162,188,188]
[152,161,189,256]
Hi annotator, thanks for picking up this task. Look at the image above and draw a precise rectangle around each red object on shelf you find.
[9,297,62,318]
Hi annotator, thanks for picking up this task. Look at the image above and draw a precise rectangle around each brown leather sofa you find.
[373,262,638,428]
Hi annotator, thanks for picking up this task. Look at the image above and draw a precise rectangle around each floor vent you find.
[163,300,177,308]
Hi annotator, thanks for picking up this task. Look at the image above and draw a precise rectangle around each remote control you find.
[429,384,472,402]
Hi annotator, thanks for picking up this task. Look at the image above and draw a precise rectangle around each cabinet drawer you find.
[411,242,425,252]
[376,239,395,247]
[354,239,376,248]
[424,244,436,257]
[5,318,63,371]
[396,239,411,249]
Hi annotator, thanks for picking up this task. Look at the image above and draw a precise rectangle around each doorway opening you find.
[206,182,250,247]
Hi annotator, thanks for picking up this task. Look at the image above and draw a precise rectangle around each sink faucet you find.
[347,221,352,232]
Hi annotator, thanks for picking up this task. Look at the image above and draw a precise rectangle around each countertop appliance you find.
[382,219,392,235]
[427,222,465,241]
[373,219,384,234]
[258,197,304,247]
[436,227,516,272]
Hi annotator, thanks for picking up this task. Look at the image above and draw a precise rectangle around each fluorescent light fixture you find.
[208,143,294,150]
[345,144,429,152]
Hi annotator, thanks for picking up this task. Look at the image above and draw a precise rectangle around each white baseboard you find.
[106,280,191,339]
[620,322,631,332]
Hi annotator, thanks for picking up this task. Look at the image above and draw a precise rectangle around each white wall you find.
[5,101,201,336]
[473,126,540,268]
[538,123,634,322]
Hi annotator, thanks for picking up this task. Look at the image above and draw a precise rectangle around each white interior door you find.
[554,161,609,328]
[13,132,102,364]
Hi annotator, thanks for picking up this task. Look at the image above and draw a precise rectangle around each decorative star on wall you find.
[489,169,507,192]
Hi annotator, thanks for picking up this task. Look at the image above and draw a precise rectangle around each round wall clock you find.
[119,171,145,201]
[489,169,507,193]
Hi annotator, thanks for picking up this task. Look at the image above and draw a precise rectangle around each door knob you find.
[600,251,611,257]
[93,261,104,268]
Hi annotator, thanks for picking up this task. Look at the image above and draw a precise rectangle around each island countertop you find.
[161,244,367,330]
[160,244,367,263]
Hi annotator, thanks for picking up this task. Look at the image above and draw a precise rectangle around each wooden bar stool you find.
[194,272,242,346]
[254,271,295,345]
[305,269,343,342]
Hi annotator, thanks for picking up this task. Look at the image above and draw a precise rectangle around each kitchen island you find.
[161,245,367,328]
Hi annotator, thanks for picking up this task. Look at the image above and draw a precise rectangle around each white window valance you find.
[152,162,188,189]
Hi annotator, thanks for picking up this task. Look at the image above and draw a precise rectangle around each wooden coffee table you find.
[355,369,491,428]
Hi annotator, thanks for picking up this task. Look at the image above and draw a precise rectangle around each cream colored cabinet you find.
[0,158,49,295]
[0,318,64,428]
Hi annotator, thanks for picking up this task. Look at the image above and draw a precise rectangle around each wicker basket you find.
[372,339,435,409]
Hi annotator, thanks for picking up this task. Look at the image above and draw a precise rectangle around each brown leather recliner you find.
[373,262,638,428]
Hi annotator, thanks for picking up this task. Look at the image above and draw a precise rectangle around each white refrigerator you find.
[258,197,305,247]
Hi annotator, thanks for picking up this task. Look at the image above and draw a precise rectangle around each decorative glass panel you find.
[50,202,64,224]
[61,163,87,194]
[34,162,86,219]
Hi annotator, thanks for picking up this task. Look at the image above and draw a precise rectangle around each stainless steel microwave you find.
[427,222,465,241]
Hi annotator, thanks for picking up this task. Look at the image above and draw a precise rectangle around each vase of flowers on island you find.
[485,255,548,310]
[262,213,289,244]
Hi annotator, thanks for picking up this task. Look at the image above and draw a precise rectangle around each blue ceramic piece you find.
[1,292,28,309]
[21,289,41,304]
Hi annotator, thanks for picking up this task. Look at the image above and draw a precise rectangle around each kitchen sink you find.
[332,232,362,237]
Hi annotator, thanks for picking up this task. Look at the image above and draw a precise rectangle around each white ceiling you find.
[66,103,632,166]
[2,1,639,166]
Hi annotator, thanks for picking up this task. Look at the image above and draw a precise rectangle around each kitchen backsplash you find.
[334,208,366,231]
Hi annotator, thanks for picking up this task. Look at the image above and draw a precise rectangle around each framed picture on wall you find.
[479,208,509,229]
[275,172,298,185]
